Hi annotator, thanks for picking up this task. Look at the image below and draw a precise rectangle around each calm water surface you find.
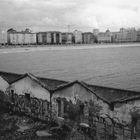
[0,45,140,91]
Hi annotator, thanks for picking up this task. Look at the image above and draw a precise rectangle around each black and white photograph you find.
[0,0,140,139]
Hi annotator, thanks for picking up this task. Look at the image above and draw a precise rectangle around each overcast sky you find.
[0,0,140,32]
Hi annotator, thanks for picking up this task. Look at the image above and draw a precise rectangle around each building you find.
[0,71,67,90]
[93,29,99,36]
[0,71,67,120]
[86,84,140,130]
[7,28,17,45]
[36,32,43,44]
[0,29,7,45]
[7,28,36,45]
[51,81,110,122]
[36,31,62,45]
[136,30,140,42]
[112,28,137,43]
[111,32,119,43]
[82,32,94,44]
[97,29,112,43]
[73,30,82,44]
[8,73,53,120]
[112,96,140,138]
[62,32,73,44]
[1,70,140,138]
[9,73,51,101]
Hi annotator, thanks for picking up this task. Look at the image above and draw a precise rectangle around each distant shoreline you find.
[0,43,140,54]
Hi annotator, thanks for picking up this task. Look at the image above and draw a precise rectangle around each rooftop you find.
[86,83,140,103]
[0,71,140,103]
[0,71,68,91]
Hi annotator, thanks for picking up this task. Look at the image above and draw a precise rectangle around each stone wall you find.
[112,99,140,124]
[7,91,50,121]
[51,83,111,122]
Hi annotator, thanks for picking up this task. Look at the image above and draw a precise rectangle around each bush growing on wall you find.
[66,100,81,121]
[88,100,102,116]
[64,99,102,122]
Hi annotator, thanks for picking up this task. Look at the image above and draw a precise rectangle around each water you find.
[0,45,140,91]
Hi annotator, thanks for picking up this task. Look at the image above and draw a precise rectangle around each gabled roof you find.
[38,77,68,91]
[113,95,140,104]
[52,80,110,105]
[86,84,140,103]
[0,71,67,90]
[1,71,140,105]
[11,73,50,91]
[0,71,21,84]
[0,75,10,84]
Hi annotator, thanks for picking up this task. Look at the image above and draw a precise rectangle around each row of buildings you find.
[6,29,85,45]
[1,27,140,45]
[1,71,140,139]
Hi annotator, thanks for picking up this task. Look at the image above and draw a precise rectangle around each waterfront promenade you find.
[0,43,140,54]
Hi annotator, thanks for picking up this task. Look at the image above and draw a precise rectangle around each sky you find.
[0,0,140,32]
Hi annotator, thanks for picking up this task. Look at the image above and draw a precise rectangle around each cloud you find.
[0,0,140,32]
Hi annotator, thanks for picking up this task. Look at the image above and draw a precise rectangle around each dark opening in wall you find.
[25,93,30,101]
[79,104,84,115]
[110,103,114,111]
[11,89,14,102]
[25,93,30,107]
[56,98,61,117]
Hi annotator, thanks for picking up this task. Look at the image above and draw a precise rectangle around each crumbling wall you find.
[7,92,50,121]
[113,100,140,124]
[51,83,110,122]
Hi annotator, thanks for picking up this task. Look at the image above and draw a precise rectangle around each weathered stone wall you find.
[112,100,140,124]
[7,92,50,120]
[52,83,110,120]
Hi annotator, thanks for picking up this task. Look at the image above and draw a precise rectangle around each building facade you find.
[51,81,110,123]
[73,30,82,44]
[136,30,140,42]
[0,29,7,45]
[111,97,140,138]
[1,70,140,138]
[93,29,99,36]
[112,28,137,43]
[37,31,62,45]
[97,30,112,43]
[82,32,94,44]
[9,73,50,101]
[62,33,73,44]
[7,73,51,120]
[7,28,36,45]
